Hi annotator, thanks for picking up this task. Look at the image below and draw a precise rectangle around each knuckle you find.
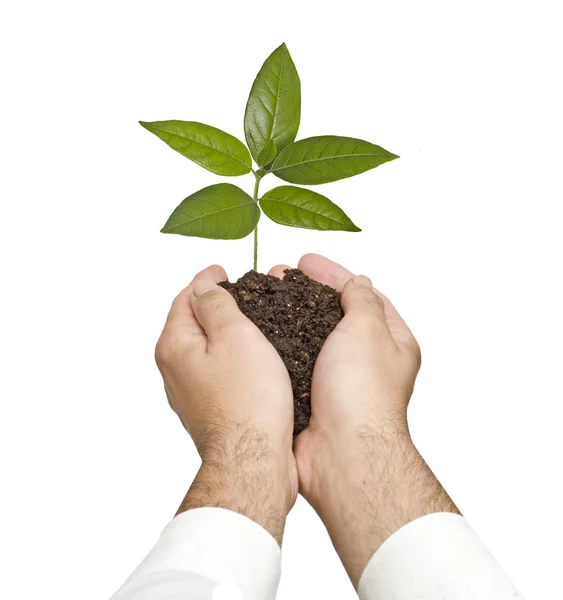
[196,289,225,310]
[155,333,191,368]
[374,292,385,309]
[355,292,386,330]
[198,291,239,322]
[410,339,422,368]
[400,339,422,371]
[219,316,254,338]
[364,290,385,311]
[154,337,171,367]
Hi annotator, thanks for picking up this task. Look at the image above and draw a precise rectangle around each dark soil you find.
[219,269,343,437]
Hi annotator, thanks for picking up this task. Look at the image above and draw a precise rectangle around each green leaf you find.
[244,43,301,167]
[256,139,277,168]
[161,183,259,240]
[260,186,360,232]
[271,136,399,185]
[139,120,252,176]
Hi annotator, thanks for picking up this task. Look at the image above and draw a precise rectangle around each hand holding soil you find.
[155,263,298,543]
[156,253,458,581]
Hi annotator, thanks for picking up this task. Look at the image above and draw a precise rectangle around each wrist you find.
[305,425,458,586]
[180,430,297,544]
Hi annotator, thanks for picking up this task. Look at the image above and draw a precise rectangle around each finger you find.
[299,254,418,355]
[376,291,420,358]
[164,265,228,340]
[268,264,292,279]
[298,253,354,292]
[340,275,392,338]
[190,280,248,344]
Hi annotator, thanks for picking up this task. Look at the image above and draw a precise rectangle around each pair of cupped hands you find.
[155,253,436,586]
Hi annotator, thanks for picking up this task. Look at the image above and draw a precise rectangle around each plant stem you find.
[252,173,261,271]
[253,223,258,271]
[253,173,261,202]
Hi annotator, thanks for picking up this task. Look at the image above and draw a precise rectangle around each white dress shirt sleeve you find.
[358,512,524,600]
[110,507,281,600]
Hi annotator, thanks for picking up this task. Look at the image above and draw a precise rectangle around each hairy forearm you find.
[177,428,294,544]
[314,426,459,586]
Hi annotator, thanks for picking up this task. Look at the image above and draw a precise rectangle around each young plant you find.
[140,43,398,271]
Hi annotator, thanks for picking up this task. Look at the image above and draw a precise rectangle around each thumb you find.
[190,280,246,342]
[340,275,391,338]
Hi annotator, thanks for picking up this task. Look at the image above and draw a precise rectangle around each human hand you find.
[269,254,457,582]
[155,265,298,543]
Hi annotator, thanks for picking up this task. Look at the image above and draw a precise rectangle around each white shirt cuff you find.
[112,507,281,600]
[358,512,524,600]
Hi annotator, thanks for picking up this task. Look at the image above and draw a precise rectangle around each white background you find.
[1,1,562,598]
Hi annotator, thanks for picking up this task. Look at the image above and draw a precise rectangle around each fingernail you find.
[192,280,218,298]
[352,275,373,289]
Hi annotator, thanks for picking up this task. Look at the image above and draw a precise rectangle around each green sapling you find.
[140,43,398,270]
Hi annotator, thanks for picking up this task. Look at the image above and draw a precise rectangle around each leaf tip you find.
[277,41,292,56]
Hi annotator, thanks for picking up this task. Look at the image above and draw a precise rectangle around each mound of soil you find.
[219,269,343,437]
